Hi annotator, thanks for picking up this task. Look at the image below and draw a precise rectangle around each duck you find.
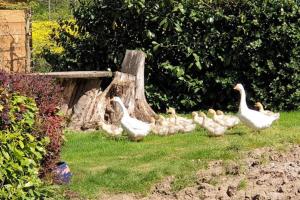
[112,97,151,141]
[254,102,280,119]
[101,123,123,137]
[199,112,227,136]
[234,84,279,130]
[192,111,204,125]
[208,109,240,128]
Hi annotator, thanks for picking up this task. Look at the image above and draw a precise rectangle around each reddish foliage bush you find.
[0,71,64,177]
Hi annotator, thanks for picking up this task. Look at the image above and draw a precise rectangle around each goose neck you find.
[239,89,248,111]
[115,100,129,117]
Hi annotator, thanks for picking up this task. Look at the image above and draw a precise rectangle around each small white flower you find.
[208,17,214,23]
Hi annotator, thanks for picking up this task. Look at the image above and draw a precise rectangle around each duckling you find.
[168,125,181,135]
[216,110,224,115]
[101,123,123,137]
[192,111,204,125]
[199,112,227,136]
[150,117,159,134]
[208,109,240,128]
[216,110,240,124]
[166,107,193,125]
[158,115,168,126]
[152,115,169,136]
[254,102,280,119]
[179,123,196,133]
[166,107,178,124]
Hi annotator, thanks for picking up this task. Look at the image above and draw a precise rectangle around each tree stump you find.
[65,50,157,130]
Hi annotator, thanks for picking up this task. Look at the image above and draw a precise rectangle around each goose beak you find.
[233,85,238,90]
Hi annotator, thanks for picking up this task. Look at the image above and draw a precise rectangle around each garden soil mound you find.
[100,145,300,200]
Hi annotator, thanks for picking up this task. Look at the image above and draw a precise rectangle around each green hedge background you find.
[43,0,300,112]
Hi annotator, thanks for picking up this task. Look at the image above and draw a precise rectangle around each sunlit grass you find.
[61,111,300,198]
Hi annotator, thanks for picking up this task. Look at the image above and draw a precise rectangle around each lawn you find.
[61,111,300,199]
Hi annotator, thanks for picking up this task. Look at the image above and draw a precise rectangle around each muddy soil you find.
[99,145,300,200]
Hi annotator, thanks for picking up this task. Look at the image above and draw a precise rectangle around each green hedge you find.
[44,0,300,111]
[0,91,49,199]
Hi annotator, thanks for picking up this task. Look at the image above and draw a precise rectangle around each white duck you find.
[255,102,280,120]
[112,97,151,141]
[208,109,240,128]
[199,112,227,136]
[234,84,279,130]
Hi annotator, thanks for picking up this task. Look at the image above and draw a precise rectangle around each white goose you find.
[234,84,279,130]
[255,102,280,120]
[112,97,151,141]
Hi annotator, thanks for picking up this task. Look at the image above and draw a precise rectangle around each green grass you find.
[61,111,300,198]
[237,179,248,190]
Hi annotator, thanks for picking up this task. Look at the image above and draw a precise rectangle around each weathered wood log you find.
[31,71,113,79]
[63,50,157,130]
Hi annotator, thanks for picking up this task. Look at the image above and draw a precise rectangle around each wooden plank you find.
[0,22,26,36]
[30,71,113,79]
[0,10,25,23]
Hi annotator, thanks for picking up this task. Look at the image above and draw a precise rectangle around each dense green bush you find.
[44,0,300,111]
[0,90,49,199]
[3,72,64,177]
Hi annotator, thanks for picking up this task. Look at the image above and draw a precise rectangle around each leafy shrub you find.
[0,88,49,198]
[0,72,64,177]
[32,21,63,72]
[44,0,300,111]
[30,0,73,21]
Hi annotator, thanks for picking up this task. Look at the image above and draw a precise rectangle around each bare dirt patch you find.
[97,145,300,200]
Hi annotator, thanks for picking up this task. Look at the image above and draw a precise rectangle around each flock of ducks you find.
[107,84,280,141]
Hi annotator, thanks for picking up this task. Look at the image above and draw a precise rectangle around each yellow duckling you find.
[167,107,193,125]
[216,110,224,115]
[179,123,196,133]
[254,102,280,120]
[192,111,204,125]
[101,123,123,137]
[199,112,227,136]
[208,109,240,128]
[153,115,170,136]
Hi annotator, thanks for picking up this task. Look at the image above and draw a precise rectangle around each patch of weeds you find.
[208,177,219,186]
[237,179,247,190]
[171,173,197,191]
[226,143,242,152]
[259,154,269,165]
